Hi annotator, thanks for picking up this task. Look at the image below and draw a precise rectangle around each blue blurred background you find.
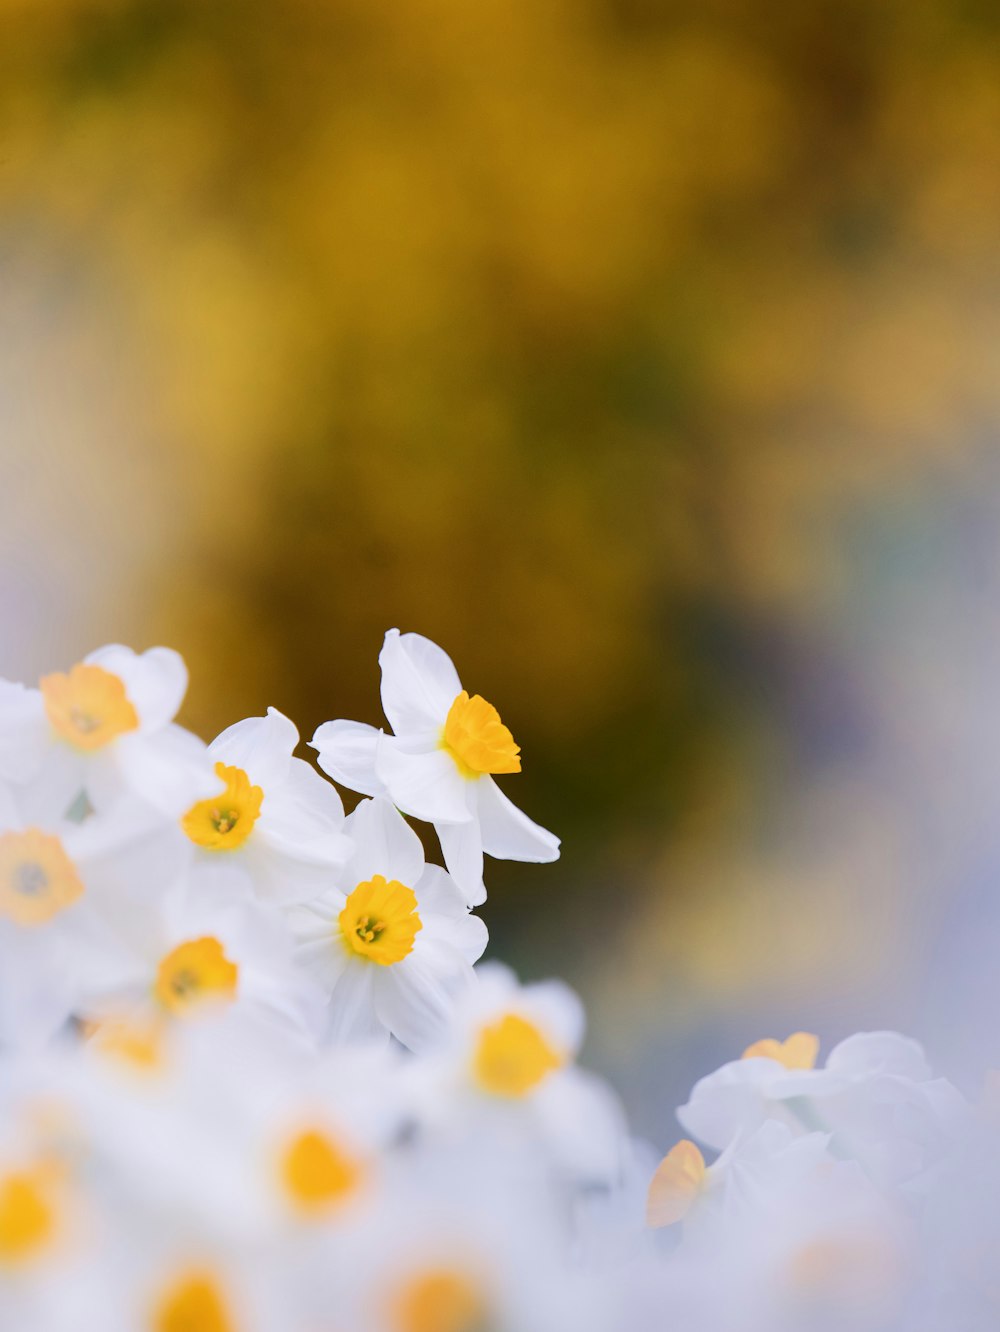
[4,0,1000,1139]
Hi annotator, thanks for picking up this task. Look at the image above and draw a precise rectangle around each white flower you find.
[0,645,220,822]
[646,1121,907,1332]
[80,864,322,1042]
[180,707,352,906]
[647,1121,834,1232]
[676,1030,966,1192]
[286,796,487,1051]
[311,629,559,904]
[326,1137,607,1332]
[412,961,627,1183]
[0,793,180,1049]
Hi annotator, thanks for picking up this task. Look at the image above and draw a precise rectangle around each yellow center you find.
[472,1013,562,1098]
[0,829,84,927]
[441,691,521,778]
[0,1170,55,1265]
[40,663,139,751]
[392,1270,486,1332]
[742,1032,820,1071]
[281,1128,363,1214]
[154,937,239,1016]
[339,875,422,966]
[646,1139,707,1229]
[181,763,263,851]
[153,1272,235,1332]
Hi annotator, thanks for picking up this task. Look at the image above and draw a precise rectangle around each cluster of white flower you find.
[0,629,994,1331]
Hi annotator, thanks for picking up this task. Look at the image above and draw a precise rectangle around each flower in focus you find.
[311,629,560,904]
[181,707,351,906]
[286,796,487,1050]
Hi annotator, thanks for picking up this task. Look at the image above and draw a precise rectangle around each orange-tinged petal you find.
[646,1139,706,1228]
[742,1032,819,1071]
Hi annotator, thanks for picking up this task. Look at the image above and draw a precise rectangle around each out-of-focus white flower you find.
[648,1121,835,1233]
[0,646,220,822]
[644,1120,909,1332]
[0,793,183,1049]
[286,796,487,1050]
[311,629,559,904]
[328,1140,609,1332]
[413,962,626,1182]
[180,707,352,906]
[677,1030,967,1192]
[81,865,320,1041]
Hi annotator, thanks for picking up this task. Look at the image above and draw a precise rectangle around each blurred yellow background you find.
[5,0,1000,1131]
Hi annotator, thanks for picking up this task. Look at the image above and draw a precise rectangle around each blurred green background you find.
[5,0,1000,1135]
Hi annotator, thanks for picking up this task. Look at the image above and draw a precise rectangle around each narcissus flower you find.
[0,797,179,1048]
[311,630,559,904]
[286,797,487,1050]
[80,866,320,1041]
[412,962,625,1182]
[0,646,220,822]
[181,708,351,905]
[677,1030,965,1190]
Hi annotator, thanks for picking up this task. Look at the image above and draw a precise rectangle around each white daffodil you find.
[412,961,627,1183]
[645,1121,906,1332]
[0,645,221,823]
[0,1137,105,1332]
[0,791,181,1049]
[311,629,559,905]
[646,1121,833,1232]
[179,707,352,906]
[286,796,487,1051]
[327,1138,607,1332]
[677,1030,967,1192]
[80,864,322,1042]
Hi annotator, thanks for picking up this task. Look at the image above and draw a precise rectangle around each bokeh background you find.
[5,0,1000,1139]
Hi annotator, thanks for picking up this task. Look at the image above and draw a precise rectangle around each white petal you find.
[472,960,519,1003]
[376,739,472,825]
[210,706,298,788]
[0,927,78,1049]
[85,645,188,731]
[254,765,349,867]
[436,818,485,907]
[312,719,386,797]
[534,1069,627,1182]
[825,1031,931,1082]
[280,756,345,824]
[79,747,128,814]
[288,901,351,987]
[378,628,462,734]
[69,802,186,901]
[114,725,222,817]
[325,963,387,1046]
[420,910,489,965]
[676,1061,778,1151]
[15,744,87,824]
[413,863,469,916]
[344,796,426,888]
[476,777,560,863]
[248,848,346,907]
[0,681,49,783]
[373,950,469,1052]
[520,977,586,1056]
